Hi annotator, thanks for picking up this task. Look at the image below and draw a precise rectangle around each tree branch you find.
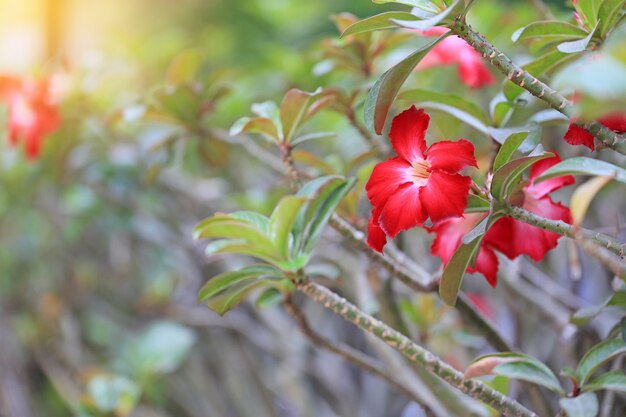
[296,280,539,417]
[284,295,435,415]
[450,20,625,154]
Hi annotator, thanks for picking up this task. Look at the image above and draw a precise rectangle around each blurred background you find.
[0,0,624,416]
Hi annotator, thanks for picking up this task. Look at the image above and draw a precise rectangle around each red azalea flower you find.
[428,155,574,287]
[0,75,61,160]
[366,106,477,252]
[414,27,495,89]
[564,113,626,151]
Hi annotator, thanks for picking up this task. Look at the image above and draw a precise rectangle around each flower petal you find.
[367,208,388,253]
[365,157,412,209]
[378,183,427,238]
[600,113,626,132]
[426,139,478,172]
[429,213,486,264]
[468,246,499,287]
[457,52,495,88]
[389,106,429,164]
[564,122,595,150]
[420,171,471,222]
[487,197,571,262]
[528,154,574,199]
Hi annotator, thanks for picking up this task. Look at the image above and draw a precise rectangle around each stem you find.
[506,206,626,258]
[329,214,513,352]
[284,296,435,414]
[450,20,625,153]
[297,280,539,417]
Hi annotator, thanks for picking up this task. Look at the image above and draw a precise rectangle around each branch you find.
[506,206,626,279]
[284,295,435,415]
[450,20,625,154]
[296,280,539,417]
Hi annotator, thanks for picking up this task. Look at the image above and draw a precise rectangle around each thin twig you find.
[284,295,436,415]
[450,20,625,153]
[297,280,539,417]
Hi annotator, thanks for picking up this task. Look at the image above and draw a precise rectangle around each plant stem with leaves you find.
[450,20,625,154]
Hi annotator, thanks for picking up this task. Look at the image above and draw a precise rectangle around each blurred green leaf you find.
[279,88,324,143]
[489,123,541,152]
[230,117,281,143]
[198,265,281,303]
[194,216,278,253]
[557,21,599,54]
[576,339,626,384]
[466,352,564,393]
[87,374,140,416]
[399,88,490,132]
[492,132,528,172]
[167,49,203,86]
[391,0,466,31]
[512,21,588,43]
[570,176,612,226]
[559,392,599,417]
[582,370,626,393]
[571,290,626,325]
[155,86,200,122]
[575,0,600,29]
[465,195,490,213]
[535,157,626,184]
[598,0,626,36]
[341,12,420,37]
[365,34,448,134]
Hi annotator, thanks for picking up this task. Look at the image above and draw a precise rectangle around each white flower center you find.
[408,159,431,186]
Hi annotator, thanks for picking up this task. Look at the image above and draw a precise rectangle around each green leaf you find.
[599,0,626,36]
[252,101,282,136]
[399,88,490,132]
[206,277,286,315]
[341,12,420,37]
[364,34,448,134]
[559,392,599,417]
[230,117,281,143]
[582,370,626,393]
[391,0,466,31]
[571,290,626,325]
[575,0,601,29]
[570,176,613,226]
[503,50,574,102]
[255,287,286,309]
[87,375,140,415]
[279,88,324,143]
[198,265,280,303]
[512,21,589,43]
[166,49,203,86]
[576,339,626,384]
[372,0,440,15]
[465,194,491,213]
[466,352,564,393]
[204,239,283,265]
[557,21,600,54]
[229,211,270,233]
[291,131,336,147]
[489,123,541,152]
[439,236,483,306]
[535,157,626,184]
[269,196,307,259]
[155,85,199,122]
[492,132,529,172]
[490,149,553,202]
[301,178,356,254]
[194,216,276,252]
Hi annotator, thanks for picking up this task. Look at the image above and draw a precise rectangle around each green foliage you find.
[536,157,626,184]
[490,147,552,202]
[559,393,599,417]
[364,34,447,134]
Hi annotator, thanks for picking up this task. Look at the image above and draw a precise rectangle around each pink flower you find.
[0,75,60,160]
[564,113,626,151]
[414,27,495,89]
[428,155,574,286]
[366,106,477,252]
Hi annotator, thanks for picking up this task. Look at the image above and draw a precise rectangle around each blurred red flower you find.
[0,75,61,160]
[428,155,574,286]
[366,105,477,252]
[564,113,626,151]
[414,27,495,89]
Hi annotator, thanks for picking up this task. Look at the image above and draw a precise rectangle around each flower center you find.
[408,159,431,186]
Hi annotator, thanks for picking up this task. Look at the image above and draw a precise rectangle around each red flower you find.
[366,106,477,252]
[428,155,574,287]
[0,75,60,160]
[414,27,495,89]
[564,113,626,151]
